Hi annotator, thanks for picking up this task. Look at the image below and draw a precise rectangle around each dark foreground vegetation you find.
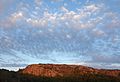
[0,69,120,82]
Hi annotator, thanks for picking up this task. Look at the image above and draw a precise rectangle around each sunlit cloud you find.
[0,0,120,69]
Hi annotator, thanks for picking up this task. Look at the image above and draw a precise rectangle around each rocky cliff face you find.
[19,64,120,78]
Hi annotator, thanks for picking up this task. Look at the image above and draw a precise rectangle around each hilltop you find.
[0,64,120,82]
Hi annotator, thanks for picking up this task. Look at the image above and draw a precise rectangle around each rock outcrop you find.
[19,64,120,77]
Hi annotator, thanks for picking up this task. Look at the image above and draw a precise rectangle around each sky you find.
[0,0,120,70]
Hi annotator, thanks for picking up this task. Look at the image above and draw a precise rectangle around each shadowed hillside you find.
[0,64,120,82]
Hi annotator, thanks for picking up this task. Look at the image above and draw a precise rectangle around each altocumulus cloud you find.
[0,0,120,69]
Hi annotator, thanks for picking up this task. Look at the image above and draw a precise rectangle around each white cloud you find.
[10,11,24,23]
[85,4,100,12]
[61,6,69,12]
[66,34,72,39]
[35,0,43,6]
[92,28,105,36]
[26,18,48,27]
[0,0,120,69]
[51,0,62,2]
[0,3,104,29]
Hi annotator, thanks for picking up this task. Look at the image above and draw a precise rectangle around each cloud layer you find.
[0,0,120,69]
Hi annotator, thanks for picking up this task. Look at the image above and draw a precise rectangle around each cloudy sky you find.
[0,0,120,70]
